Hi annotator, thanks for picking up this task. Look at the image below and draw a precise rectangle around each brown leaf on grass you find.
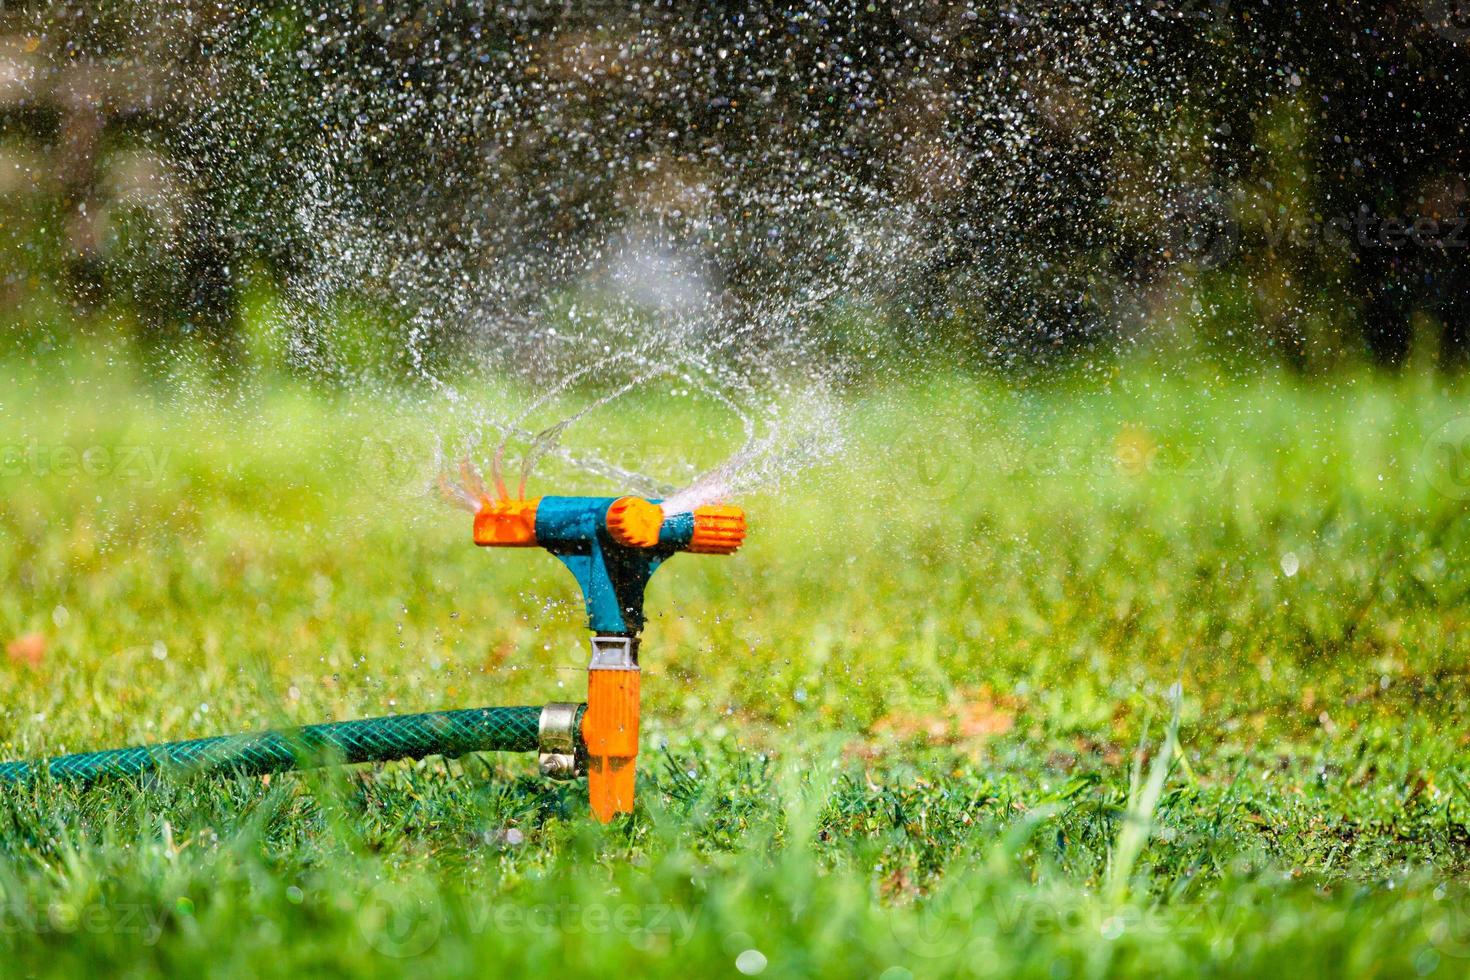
[1073,736,1125,767]
[869,711,949,743]
[956,694,1015,739]
[6,633,46,669]
[483,639,515,672]
[870,686,1017,748]
[880,865,916,902]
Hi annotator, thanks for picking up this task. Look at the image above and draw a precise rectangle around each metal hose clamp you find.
[537,702,584,779]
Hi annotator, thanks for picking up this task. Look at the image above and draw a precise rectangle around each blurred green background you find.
[3,1,1469,376]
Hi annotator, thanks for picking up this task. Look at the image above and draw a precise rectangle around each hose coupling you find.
[537,701,584,780]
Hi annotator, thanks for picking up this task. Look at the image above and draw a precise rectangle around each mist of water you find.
[14,2,1216,507]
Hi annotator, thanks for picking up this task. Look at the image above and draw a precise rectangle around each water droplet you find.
[735,950,767,975]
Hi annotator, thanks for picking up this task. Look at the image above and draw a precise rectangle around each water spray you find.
[0,494,745,822]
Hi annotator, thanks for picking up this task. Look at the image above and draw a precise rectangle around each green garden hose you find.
[0,704,575,785]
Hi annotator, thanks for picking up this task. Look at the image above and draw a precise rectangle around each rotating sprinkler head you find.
[473,495,746,821]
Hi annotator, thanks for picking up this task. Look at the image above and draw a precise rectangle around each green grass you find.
[2,346,1470,977]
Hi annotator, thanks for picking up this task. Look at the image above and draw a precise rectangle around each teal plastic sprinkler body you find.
[524,496,731,632]
[0,494,746,824]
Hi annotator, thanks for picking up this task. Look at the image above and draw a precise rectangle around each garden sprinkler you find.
[0,491,745,825]
[472,494,746,821]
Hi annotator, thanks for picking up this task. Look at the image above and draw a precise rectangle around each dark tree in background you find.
[1205,1,1470,368]
[1,0,1468,373]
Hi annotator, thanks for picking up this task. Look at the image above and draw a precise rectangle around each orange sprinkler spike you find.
[583,636,640,821]
[473,497,541,547]
[605,496,664,549]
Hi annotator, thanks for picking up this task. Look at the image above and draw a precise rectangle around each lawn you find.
[1,346,1469,976]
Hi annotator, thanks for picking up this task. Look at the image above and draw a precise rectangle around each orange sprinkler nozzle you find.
[606,496,664,549]
[688,505,747,554]
[473,498,541,547]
